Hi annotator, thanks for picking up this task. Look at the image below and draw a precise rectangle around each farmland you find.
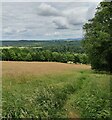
[2,61,111,119]
[2,1,112,119]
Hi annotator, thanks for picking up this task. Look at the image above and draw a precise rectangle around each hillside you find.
[2,61,111,119]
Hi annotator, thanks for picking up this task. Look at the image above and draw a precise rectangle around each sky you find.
[2,0,103,40]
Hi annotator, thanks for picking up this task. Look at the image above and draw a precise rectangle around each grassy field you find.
[0,46,42,49]
[2,61,111,119]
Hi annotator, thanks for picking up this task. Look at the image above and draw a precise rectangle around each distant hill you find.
[2,39,82,47]
[1,39,84,53]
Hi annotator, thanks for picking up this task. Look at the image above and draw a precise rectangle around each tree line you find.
[2,40,84,53]
[0,48,88,64]
[83,1,112,72]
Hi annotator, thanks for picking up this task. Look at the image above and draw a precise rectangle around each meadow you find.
[2,61,111,119]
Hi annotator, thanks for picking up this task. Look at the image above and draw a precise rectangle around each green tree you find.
[17,53,22,61]
[43,50,52,61]
[73,54,80,63]
[2,49,11,61]
[0,50,2,60]
[52,52,60,62]
[25,53,32,61]
[9,49,17,61]
[83,1,112,72]
[66,53,74,62]
[79,54,89,64]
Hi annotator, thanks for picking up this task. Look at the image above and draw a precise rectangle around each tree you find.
[43,50,52,61]
[83,1,112,72]
[17,53,22,61]
[9,49,17,61]
[73,54,80,63]
[52,52,60,62]
[25,53,32,61]
[66,53,74,62]
[79,54,89,64]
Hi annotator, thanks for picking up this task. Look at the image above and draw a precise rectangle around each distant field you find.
[0,46,42,49]
[0,46,13,49]
[2,61,111,119]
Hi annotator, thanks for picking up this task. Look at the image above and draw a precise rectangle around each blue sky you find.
[2,0,102,40]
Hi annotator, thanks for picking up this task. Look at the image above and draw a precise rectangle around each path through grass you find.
[2,62,111,119]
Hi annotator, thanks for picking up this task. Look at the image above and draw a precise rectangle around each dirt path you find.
[68,111,80,119]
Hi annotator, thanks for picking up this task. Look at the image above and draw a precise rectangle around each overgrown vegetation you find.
[2,68,111,119]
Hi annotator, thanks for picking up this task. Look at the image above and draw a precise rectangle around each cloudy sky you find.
[2,0,103,40]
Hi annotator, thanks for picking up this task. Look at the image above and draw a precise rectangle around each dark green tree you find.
[9,49,17,61]
[83,1,112,72]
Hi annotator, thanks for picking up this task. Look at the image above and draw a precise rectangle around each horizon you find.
[1,38,82,42]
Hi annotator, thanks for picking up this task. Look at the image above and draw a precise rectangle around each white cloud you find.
[53,17,69,29]
[2,0,103,2]
[3,27,14,34]
[3,27,28,35]
[37,3,97,29]
[37,3,87,29]
[87,3,97,19]
[38,3,61,16]
[16,28,28,34]
[63,7,88,25]
[2,2,100,40]
[45,31,60,36]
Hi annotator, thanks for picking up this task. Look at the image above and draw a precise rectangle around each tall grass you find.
[2,69,111,119]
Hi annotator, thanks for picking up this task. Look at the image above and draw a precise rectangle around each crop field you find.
[2,61,111,119]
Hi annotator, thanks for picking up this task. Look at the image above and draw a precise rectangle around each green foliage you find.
[83,1,112,72]
[2,40,84,53]
[1,48,89,64]
[2,70,111,119]
[1,40,89,64]
[73,75,110,119]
